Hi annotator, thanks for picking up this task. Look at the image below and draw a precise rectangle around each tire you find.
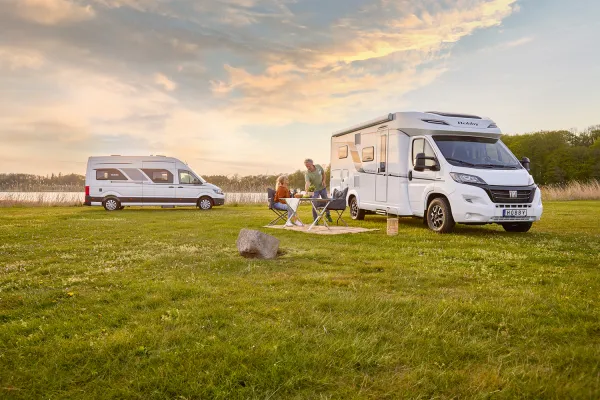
[103,197,120,211]
[349,196,365,220]
[426,197,455,233]
[198,196,213,210]
[502,222,533,232]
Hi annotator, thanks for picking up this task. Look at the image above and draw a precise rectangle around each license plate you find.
[503,209,528,217]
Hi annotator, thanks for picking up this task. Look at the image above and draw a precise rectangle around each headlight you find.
[449,172,487,185]
[527,175,535,185]
[212,188,224,195]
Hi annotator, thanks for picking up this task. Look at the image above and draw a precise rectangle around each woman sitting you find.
[274,175,304,227]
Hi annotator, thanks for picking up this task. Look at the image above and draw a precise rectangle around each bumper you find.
[449,185,543,224]
[213,198,225,206]
[84,196,92,206]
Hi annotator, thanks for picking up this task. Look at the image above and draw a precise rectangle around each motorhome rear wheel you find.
[349,197,365,220]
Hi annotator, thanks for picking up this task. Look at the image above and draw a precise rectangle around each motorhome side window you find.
[142,169,173,183]
[179,170,200,184]
[96,169,127,181]
[362,147,374,162]
[338,145,348,159]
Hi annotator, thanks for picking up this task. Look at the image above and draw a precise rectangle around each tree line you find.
[1,127,598,191]
[502,125,600,185]
[0,173,85,192]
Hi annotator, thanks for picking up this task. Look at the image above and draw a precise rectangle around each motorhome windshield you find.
[433,136,521,169]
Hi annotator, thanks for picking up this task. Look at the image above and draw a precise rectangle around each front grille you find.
[489,189,534,203]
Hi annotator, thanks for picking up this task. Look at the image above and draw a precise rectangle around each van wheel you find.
[103,198,120,211]
[198,197,213,210]
[502,222,533,232]
[349,197,365,220]
[427,197,455,233]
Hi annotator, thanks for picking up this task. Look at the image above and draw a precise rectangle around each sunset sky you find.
[1,0,599,176]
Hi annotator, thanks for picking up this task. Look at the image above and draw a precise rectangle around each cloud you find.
[13,0,96,25]
[0,0,522,175]
[0,46,45,70]
[154,73,177,91]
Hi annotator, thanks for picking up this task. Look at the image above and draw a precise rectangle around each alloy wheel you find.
[430,205,444,229]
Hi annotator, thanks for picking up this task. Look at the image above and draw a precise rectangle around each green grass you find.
[1,202,599,399]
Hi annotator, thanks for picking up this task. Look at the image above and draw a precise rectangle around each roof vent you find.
[110,154,121,156]
[426,111,482,120]
[422,119,450,126]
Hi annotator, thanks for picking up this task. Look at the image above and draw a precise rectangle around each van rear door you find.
[141,162,177,205]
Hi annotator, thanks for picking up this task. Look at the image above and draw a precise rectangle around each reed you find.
[540,180,600,201]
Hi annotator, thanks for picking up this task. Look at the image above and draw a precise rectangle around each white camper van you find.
[84,156,225,211]
[330,111,543,233]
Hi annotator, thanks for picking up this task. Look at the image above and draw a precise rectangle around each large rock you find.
[236,229,280,259]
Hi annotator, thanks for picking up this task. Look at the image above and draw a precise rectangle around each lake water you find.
[0,192,267,204]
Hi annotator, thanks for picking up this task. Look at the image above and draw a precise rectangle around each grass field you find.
[1,202,599,399]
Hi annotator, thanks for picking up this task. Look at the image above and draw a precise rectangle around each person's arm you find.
[320,166,326,189]
[305,173,310,192]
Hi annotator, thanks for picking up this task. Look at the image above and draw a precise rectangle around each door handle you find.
[178,186,183,188]
[408,171,413,181]
[168,186,174,188]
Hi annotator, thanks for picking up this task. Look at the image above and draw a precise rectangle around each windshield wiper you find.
[445,157,475,167]
[475,163,519,169]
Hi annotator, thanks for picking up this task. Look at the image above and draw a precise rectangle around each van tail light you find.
[85,186,90,196]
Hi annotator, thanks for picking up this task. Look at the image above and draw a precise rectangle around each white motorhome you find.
[330,111,543,233]
[84,156,225,211]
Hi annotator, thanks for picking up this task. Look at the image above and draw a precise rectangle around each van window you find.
[96,169,127,181]
[412,139,437,168]
[179,170,201,184]
[142,169,173,183]
[379,135,387,172]
[412,139,424,166]
[423,141,437,168]
[338,145,348,159]
[362,147,374,162]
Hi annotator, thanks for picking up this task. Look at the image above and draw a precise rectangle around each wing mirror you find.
[520,157,531,172]
[415,153,440,172]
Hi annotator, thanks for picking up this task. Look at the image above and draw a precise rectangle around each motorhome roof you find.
[332,111,502,139]
[88,155,181,163]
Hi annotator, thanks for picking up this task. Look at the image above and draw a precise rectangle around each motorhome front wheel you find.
[426,198,455,233]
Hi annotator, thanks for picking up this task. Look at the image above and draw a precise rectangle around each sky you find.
[1,0,599,176]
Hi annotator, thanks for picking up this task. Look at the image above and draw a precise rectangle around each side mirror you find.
[520,157,531,172]
[415,153,439,172]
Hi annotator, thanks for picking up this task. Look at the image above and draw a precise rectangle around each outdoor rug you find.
[264,225,379,235]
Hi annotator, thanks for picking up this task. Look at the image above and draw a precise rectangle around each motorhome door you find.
[141,162,177,204]
[375,132,388,202]
[408,138,437,216]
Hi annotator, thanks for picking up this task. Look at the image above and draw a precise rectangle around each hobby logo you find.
[458,121,478,126]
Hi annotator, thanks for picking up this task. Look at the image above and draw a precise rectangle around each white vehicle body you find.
[84,156,225,210]
[330,111,543,232]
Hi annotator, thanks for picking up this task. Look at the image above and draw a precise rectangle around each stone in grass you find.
[236,229,280,260]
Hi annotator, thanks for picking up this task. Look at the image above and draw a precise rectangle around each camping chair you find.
[267,188,288,226]
[320,187,349,226]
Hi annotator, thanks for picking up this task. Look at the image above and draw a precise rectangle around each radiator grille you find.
[489,189,534,204]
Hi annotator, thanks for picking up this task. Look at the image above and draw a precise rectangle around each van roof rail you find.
[332,113,395,137]
[426,111,482,120]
